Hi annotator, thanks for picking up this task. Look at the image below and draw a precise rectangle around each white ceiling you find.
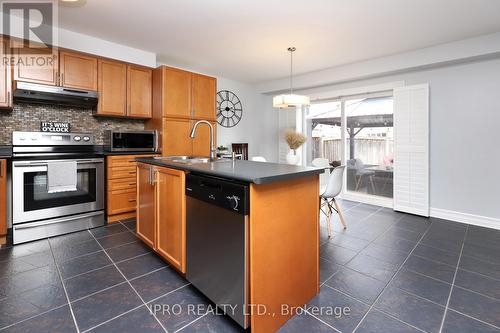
[58,0,500,83]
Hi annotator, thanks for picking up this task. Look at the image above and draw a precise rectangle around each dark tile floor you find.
[0,201,499,332]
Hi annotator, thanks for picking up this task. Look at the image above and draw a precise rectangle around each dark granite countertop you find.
[0,145,158,158]
[136,157,324,184]
[100,151,159,156]
[0,146,12,158]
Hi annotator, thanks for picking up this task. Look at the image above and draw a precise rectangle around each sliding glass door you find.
[305,93,394,204]
[344,96,394,199]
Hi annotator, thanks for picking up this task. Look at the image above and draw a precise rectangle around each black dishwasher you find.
[186,173,249,329]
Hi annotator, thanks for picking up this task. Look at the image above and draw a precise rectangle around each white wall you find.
[256,31,500,94]
[2,15,156,66]
[216,77,278,162]
[291,58,500,223]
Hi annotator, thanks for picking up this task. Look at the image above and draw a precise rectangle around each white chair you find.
[320,166,347,238]
[251,156,267,162]
[312,158,331,193]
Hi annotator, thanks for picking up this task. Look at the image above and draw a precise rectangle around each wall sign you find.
[41,122,71,133]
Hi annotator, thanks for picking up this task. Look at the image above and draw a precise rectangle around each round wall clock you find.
[217,90,243,128]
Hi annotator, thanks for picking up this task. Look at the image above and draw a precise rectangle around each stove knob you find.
[83,136,90,142]
[226,195,240,211]
[74,136,81,141]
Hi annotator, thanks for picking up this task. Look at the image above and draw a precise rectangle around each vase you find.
[286,149,300,165]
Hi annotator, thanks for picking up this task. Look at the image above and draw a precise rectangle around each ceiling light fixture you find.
[273,47,310,109]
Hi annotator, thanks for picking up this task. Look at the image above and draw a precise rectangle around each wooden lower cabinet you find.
[136,163,156,248]
[0,159,7,244]
[136,163,186,273]
[106,154,157,223]
[155,167,186,272]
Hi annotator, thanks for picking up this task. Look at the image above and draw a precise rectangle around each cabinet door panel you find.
[192,74,216,120]
[164,67,191,118]
[0,160,6,237]
[192,120,216,157]
[97,59,127,117]
[60,51,97,90]
[127,65,152,118]
[13,47,58,85]
[0,38,11,109]
[156,167,185,272]
[136,163,156,248]
[162,118,193,156]
[107,189,136,215]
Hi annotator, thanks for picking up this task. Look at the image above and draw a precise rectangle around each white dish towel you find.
[47,161,78,193]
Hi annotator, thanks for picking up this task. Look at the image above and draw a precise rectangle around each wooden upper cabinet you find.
[13,47,58,85]
[192,120,216,157]
[97,59,127,117]
[136,163,156,249]
[155,167,186,273]
[127,65,152,118]
[59,51,98,90]
[0,38,12,109]
[162,118,193,156]
[163,67,191,118]
[192,73,216,120]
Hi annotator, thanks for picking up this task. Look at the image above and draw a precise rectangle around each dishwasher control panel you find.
[186,174,249,215]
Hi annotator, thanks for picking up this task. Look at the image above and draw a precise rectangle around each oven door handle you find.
[14,159,104,167]
[13,211,103,230]
[77,160,104,164]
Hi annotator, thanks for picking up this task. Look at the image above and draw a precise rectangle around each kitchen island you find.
[135,157,323,333]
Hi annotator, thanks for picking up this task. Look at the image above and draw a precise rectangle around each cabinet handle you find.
[128,199,136,202]
[0,160,3,178]
[55,71,59,85]
[129,171,135,174]
[129,183,136,186]
[7,91,10,105]
[61,72,64,86]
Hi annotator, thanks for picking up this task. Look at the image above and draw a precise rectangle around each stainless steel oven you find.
[104,130,158,152]
[13,158,104,223]
[11,132,105,244]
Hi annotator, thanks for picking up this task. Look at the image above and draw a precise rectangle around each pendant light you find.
[273,47,310,108]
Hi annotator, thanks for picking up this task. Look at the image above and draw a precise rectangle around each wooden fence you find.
[312,137,393,165]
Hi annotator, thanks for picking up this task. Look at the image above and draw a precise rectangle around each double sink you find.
[153,155,218,164]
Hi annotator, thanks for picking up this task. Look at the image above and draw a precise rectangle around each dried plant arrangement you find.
[284,129,307,152]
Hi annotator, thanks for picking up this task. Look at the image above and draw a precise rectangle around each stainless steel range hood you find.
[13,81,98,108]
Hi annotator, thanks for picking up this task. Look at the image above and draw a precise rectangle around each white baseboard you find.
[339,192,393,208]
[337,195,500,230]
[430,208,500,230]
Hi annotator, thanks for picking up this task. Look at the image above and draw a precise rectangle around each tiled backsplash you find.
[0,103,145,145]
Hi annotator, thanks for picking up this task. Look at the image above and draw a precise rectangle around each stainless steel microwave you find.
[104,130,158,152]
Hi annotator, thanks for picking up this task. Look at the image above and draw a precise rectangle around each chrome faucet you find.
[190,120,216,160]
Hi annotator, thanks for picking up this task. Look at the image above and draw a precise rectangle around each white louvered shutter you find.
[393,84,429,216]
